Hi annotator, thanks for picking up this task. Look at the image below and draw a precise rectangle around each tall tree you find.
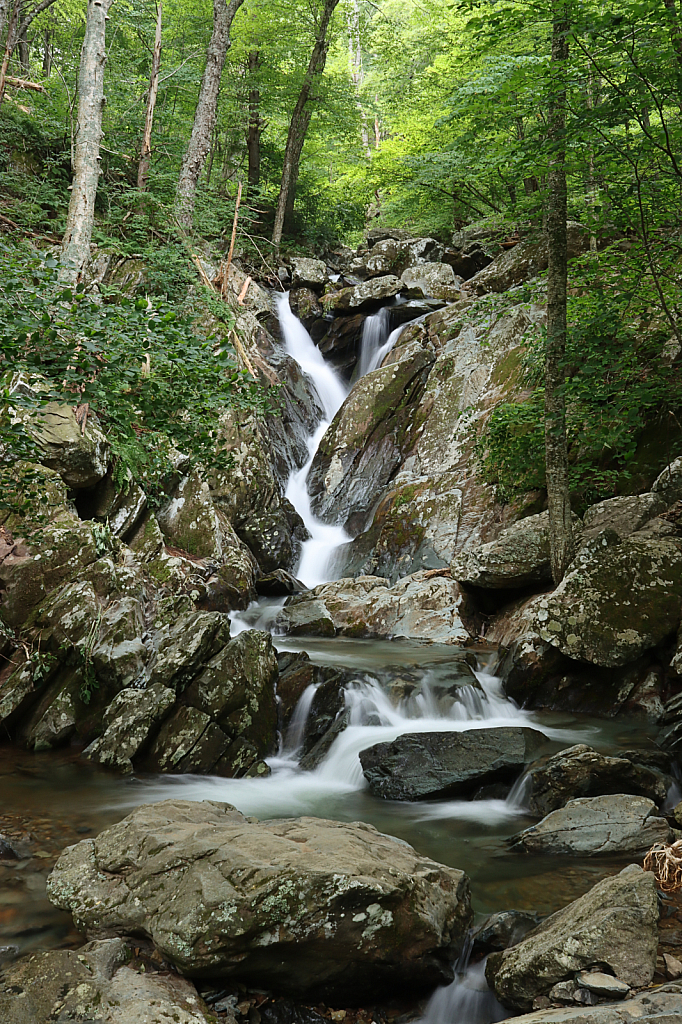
[271,0,340,250]
[137,0,163,193]
[246,48,260,188]
[544,0,574,583]
[60,0,116,284]
[176,0,245,229]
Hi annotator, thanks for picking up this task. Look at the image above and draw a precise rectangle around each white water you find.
[422,952,507,1024]
[358,306,392,376]
[275,292,350,588]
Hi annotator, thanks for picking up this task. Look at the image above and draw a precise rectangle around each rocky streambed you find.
[3,225,682,1022]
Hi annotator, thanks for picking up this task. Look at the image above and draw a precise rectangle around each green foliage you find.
[0,243,266,518]
[477,246,682,508]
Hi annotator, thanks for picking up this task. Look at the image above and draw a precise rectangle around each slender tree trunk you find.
[60,0,115,285]
[42,26,52,76]
[545,0,574,584]
[271,0,340,250]
[0,0,20,105]
[0,0,10,42]
[17,2,29,72]
[247,48,260,188]
[664,0,682,105]
[176,0,245,229]
[137,0,162,193]
[348,0,370,157]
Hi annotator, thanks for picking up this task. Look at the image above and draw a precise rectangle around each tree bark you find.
[247,48,260,188]
[137,0,162,193]
[348,0,370,157]
[176,0,245,229]
[0,0,10,41]
[545,0,574,584]
[271,0,340,250]
[42,26,52,75]
[0,0,20,105]
[60,0,115,285]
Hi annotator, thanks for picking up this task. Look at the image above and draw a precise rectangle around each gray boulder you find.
[290,257,328,290]
[653,456,682,505]
[582,492,666,541]
[0,939,214,1024]
[84,683,176,774]
[452,511,582,589]
[275,571,469,643]
[485,864,659,1009]
[524,744,671,816]
[25,399,110,488]
[46,799,473,1002]
[508,794,672,855]
[400,263,463,300]
[495,982,682,1023]
[321,275,401,313]
[466,223,589,295]
[359,726,548,800]
[533,533,682,667]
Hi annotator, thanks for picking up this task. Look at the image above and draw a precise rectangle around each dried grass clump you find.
[644,839,682,893]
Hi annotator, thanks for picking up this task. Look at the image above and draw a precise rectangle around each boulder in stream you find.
[503,982,682,1023]
[0,938,214,1024]
[46,799,473,1002]
[321,275,401,313]
[485,864,659,1010]
[359,726,548,800]
[508,793,672,855]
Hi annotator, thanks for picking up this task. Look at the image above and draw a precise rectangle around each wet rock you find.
[471,910,543,953]
[503,982,682,1022]
[148,609,230,691]
[84,683,176,773]
[47,799,473,1002]
[575,971,630,998]
[308,344,435,532]
[321,275,401,314]
[156,470,225,559]
[0,938,212,1024]
[275,571,469,643]
[508,794,672,855]
[299,672,347,757]
[277,651,316,729]
[524,744,671,816]
[290,257,328,291]
[201,545,258,612]
[289,287,323,327]
[236,508,305,573]
[298,709,351,771]
[485,864,659,1010]
[452,511,582,589]
[23,399,110,488]
[256,569,306,596]
[313,312,366,378]
[359,726,548,800]
[400,263,463,300]
[582,492,666,541]
[533,534,682,667]
[466,223,589,295]
[144,705,220,772]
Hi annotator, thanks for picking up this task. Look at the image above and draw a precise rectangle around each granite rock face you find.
[485,865,659,1009]
[508,793,672,855]
[359,726,548,800]
[47,799,473,1003]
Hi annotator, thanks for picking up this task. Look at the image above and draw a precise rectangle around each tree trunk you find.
[545,0,574,584]
[0,0,20,105]
[247,48,260,188]
[0,0,10,42]
[348,0,370,157]
[271,0,340,250]
[137,0,163,193]
[176,0,245,229]
[42,26,52,76]
[60,0,115,285]
[17,2,29,72]
[664,0,682,104]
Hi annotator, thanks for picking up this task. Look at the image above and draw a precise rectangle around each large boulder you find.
[400,263,463,300]
[501,982,682,1024]
[486,865,659,1010]
[0,939,213,1024]
[275,571,469,643]
[47,799,473,1002]
[581,492,666,541]
[466,223,589,295]
[452,511,582,589]
[359,727,548,800]
[321,275,401,314]
[652,456,682,505]
[533,533,682,667]
[290,257,328,291]
[23,400,110,489]
[523,744,671,816]
[508,794,672,855]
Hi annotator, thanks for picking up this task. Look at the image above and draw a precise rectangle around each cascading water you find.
[274,292,350,587]
[357,306,392,377]
[421,946,507,1024]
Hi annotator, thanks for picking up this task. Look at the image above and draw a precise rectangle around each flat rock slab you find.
[46,799,472,1003]
[0,939,213,1024]
[486,865,659,1010]
[359,726,548,800]
[502,981,682,1023]
[509,794,672,855]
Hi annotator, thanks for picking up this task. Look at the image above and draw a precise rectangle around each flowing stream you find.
[0,293,664,1019]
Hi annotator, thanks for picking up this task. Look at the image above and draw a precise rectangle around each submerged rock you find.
[275,571,469,643]
[508,793,672,855]
[0,938,213,1024]
[485,864,659,1010]
[47,799,473,1003]
[359,726,548,800]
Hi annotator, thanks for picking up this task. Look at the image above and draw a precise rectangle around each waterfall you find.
[275,292,350,588]
[421,948,507,1024]
[357,306,391,377]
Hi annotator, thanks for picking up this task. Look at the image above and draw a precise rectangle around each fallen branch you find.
[5,76,45,92]
[231,329,256,378]
[237,275,251,305]
[224,180,243,289]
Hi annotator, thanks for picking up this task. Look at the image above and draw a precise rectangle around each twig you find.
[224,180,243,289]
[191,253,214,289]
